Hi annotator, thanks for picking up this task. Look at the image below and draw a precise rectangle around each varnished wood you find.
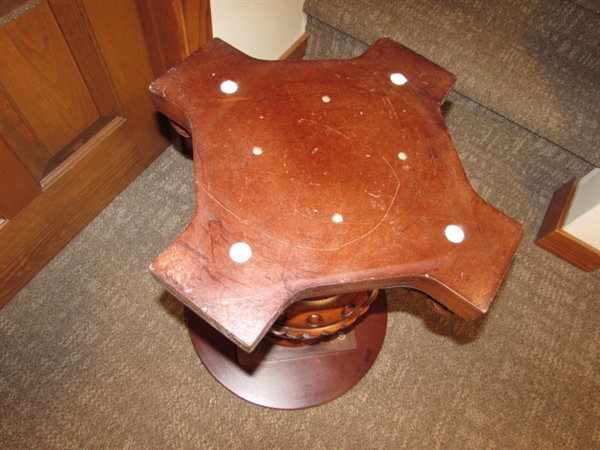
[149,38,524,352]
[536,179,577,244]
[0,136,41,218]
[0,0,42,24]
[81,0,168,167]
[0,83,49,180]
[137,0,212,78]
[0,118,144,301]
[267,290,378,346]
[279,33,308,60]
[0,0,206,306]
[0,118,145,305]
[48,0,121,117]
[180,0,212,55]
[187,290,388,409]
[0,0,100,156]
[135,0,213,155]
[536,179,600,271]
[42,116,114,185]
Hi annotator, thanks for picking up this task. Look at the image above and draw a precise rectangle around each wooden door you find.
[0,0,211,306]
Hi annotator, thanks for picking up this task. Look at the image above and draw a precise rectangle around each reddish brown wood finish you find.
[535,179,600,271]
[187,290,388,409]
[0,0,213,307]
[267,289,379,346]
[279,33,308,60]
[149,38,524,352]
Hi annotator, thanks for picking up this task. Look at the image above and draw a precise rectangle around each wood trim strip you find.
[41,116,114,187]
[279,33,308,60]
[48,0,122,117]
[181,0,212,54]
[0,136,42,219]
[535,179,600,271]
[0,83,50,179]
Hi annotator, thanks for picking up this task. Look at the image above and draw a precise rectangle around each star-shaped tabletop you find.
[149,38,523,352]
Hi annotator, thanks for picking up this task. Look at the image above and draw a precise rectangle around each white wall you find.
[211,0,306,60]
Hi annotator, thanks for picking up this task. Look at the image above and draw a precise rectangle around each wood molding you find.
[136,0,213,78]
[82,0,170,167]
[0,118,145,307]
[135,0,212,155]
[535,179,600,271]
[279,33,308,60]
[0,136,42,218]
[0,0,183,306]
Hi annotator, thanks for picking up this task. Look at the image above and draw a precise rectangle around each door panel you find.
[0,0,100,157]
[0,117,145,298]
[0,83,50,179]
[48,0,121,117]
[82,0,165,166]
[0,136,41,217]
[0,0,212,306]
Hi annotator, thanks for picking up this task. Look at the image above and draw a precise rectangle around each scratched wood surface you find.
[149,38,524,352]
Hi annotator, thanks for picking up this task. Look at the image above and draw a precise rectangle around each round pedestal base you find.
[187,291,388,409]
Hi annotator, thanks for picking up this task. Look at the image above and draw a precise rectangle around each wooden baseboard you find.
[535,179,600,271]
[279,33,308,60]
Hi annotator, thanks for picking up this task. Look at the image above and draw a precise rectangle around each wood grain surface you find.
[149,38,524,351]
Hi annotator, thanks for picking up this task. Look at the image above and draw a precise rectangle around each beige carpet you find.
[304,0,600,167]
[2,58,599,450]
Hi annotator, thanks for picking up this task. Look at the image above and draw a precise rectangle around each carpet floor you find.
[2,59,599,449]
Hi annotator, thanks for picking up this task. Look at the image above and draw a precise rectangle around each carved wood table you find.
[149,38,523,409]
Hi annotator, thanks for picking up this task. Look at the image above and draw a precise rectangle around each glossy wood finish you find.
[187,290,388,409]
[267,289,379,346]
[0,136,42,218]
[0,0,212,306]
[137,0,212,78]
[149,38,524,352]
[279,33,308,61]
[1,1,99,158]
[136,0,212,154]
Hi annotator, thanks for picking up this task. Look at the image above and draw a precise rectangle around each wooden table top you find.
[149,38,523,352]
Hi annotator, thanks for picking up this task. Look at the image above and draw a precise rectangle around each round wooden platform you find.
[187,291,388,409]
